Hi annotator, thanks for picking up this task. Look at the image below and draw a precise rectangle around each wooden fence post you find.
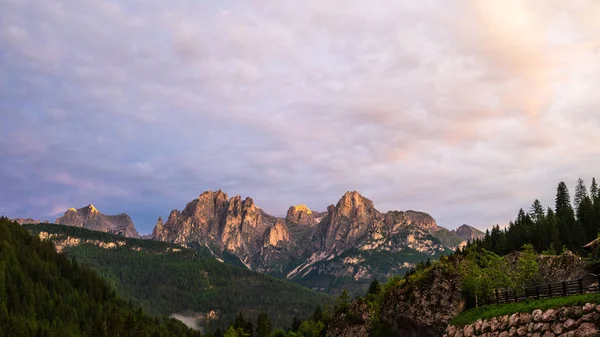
[548,284,552,298]
[535,285,539,300]
[505,290,509,303]
[496,289,499,305]
[562,281,567,296]
[524,287,528,300]
[597,274,600,292]
[579,279,584,294]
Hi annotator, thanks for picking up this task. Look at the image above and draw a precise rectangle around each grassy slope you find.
[452,293,600,326]
[24,223,333,329]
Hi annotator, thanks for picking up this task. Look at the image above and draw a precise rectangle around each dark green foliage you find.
[255,313,271,337]
[367,279,381,296]
[477,178,600,255]
[24,224,332,331]
[0,217,199,337]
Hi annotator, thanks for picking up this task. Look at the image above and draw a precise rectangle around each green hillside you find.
[23,223,333,331]
[0,217,199,337]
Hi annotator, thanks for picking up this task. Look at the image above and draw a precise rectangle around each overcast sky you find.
[1,0,600,234]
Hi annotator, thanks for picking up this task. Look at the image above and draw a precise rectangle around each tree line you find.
[475,178,600,255]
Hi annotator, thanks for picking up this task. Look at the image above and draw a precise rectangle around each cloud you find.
[1,0,600,233]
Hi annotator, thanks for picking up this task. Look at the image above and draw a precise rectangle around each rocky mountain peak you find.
[336,191,375,218]
[151,216,163,238]
[286,204,316,226]
[55,205,140,238]
[451,224,484,241]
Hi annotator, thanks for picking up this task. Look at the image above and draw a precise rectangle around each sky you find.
[1,0,600,234]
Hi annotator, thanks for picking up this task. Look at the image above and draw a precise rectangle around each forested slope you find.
[23,223,333,330]
[0,217,199,337]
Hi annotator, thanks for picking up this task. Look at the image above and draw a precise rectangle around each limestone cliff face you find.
[152,190,283,268]
[55,205,140,238]
[152,190,464,291]
[318,191,383,252]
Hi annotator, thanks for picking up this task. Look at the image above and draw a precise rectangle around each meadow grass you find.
[451,293,600,326]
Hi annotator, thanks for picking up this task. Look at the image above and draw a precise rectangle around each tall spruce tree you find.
[529,199,545,223]
[555,182,585,250]
[574,178,588,211]
[591,178,599,201]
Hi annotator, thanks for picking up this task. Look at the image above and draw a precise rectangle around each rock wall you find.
[444,304,600,337]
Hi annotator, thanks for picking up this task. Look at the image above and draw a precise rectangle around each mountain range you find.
[36,190,483,292]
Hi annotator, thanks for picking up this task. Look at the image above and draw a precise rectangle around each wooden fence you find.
[485,274,600,305]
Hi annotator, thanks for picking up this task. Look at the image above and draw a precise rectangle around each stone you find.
[563,319,576,330]
[532,309,543,322]
[516,326,527,336]
[568,306,583,318]
[490,318,501,332]
[573,322,598,337]
[541,332,555,337]
[534,323,549,332]
[481,320,491,333]
[498,331,509,337]
[581,312,600,322]
[583,303,595,313]
[509,327,517,336]
[509,313,521,327]
[551,323,563,335]
[464,324,475,336]
[520,313,532,325]
[475,319,483,333]
[543,310,557,322]
[557,308,569,322]
[447,325,457,335]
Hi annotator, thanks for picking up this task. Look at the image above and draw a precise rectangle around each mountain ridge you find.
[55,204,141,238]
[151,190,478,292]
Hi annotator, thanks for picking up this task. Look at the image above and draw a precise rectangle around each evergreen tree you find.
[555,181,584,250]
[574,178,588,211]
[367,279,381,296]
[529,199,545,223]
[591,178,599,201]
[255,313,271,337]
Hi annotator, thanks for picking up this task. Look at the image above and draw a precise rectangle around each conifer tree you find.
[574,178,588,211]
[591,178,599,201]
[255,313,271,337]
[529,200,545,223]
[367,279,381,296]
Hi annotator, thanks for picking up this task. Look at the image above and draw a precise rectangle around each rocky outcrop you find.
[55,205,140,238]
[444,304,600,337]
[286,204,316,227]
[380,261,466,337]
[451,225,485,241]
